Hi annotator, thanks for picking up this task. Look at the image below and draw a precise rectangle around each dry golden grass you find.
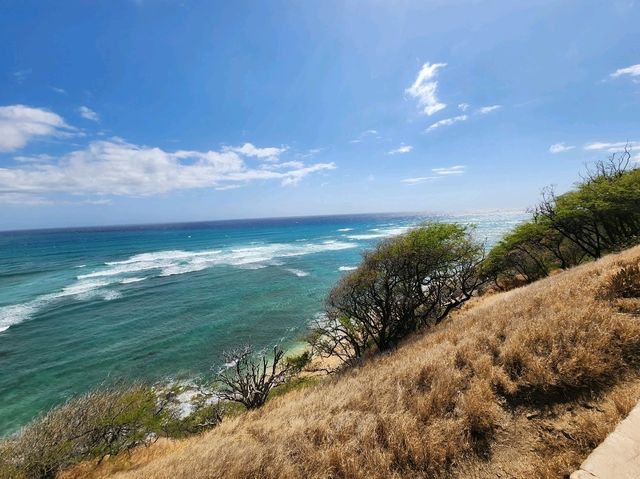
[74,246,640,479]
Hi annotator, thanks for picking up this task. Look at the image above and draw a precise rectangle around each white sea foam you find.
[120,277,147,284]
[337,228,353,232]
[0,303,38,332]
[338,266,357,271]
[284,268,310,277]
[346,226,411,240]
[96,241,357,281]
[0,239,358,334]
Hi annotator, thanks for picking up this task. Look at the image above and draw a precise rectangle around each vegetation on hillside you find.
[484,147,639,289]
[70,245,640,479]
[0,384,203,479]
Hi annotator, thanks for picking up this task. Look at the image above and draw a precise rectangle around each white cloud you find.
[477,105,501,114]
[458,103,469,112]
[426,114,468,132]
[13,69,31,84]
[50,86,67,95]
[226,142,287,159]
[78,106,100,122]
[584,141,640,152]
[0,139,335,203]
[610,64,640,81]
[0,105,74,152]
[401,176,438,185]
[432,165,465,175]
[549,143,575,153]
[388,145,413,155]
[350,129,379,144]
[405,62,447,116]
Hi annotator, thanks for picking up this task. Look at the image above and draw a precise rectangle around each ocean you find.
[0,212,526,436]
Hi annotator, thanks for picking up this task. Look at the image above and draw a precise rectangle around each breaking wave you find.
[0,240,357,333]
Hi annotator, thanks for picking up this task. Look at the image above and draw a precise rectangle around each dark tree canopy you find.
[486,146,640,289]
[313,223,485,363]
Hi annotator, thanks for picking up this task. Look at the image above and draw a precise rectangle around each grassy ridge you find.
[71,245,640,479]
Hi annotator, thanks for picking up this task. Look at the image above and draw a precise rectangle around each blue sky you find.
[0,0,639,230]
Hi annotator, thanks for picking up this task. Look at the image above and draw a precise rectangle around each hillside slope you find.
[75,246,640,479]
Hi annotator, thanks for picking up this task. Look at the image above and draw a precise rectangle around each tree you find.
[534,146,640,259]
[215,345,291,409]
[313,223,485,363]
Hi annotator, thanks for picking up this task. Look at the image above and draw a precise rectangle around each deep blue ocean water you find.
[0,212,526,436]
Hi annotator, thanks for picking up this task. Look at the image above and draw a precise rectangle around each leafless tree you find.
[215,345,291,409]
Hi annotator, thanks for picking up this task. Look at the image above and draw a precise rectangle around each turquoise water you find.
[0,212,525,436]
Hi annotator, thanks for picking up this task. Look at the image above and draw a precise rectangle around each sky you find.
[0,0,639,230]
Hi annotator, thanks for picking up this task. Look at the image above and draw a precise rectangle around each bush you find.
[283,350,312,373]
[0,384,172,479]
[312,223,485,362]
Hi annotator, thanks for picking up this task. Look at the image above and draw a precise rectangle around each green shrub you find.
[0,384,173,478]
[284,350,312,373]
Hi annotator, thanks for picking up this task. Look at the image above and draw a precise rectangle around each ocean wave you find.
[338,266,357,271]
[94,241,357,281]
[337,228,353,232]
[346,226,411,241]
[284,268,309,277]
[0,239,358,334]
[0,303,38,333]
[120,277,147,284]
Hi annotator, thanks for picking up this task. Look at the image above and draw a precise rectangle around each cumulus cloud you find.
[426,115,468,132]
[610,64,640,81]
[405,62,447,116]
[549,143,575,153]
[78,106,99,122]
[0,139,335,203]
[388,145,413,155]
[477,105,501,114]
[432,165,465,175]
[0,105,75,152]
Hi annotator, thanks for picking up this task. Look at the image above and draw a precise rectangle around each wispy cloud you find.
[50,86,67,95]
[0,105,75,152]
[350,129,379,144]
[426,115,467,132]
[610,64,640,82]
[12,69,31,84]
[225,142,288,160]
[401,176,438,185]
[549,143,575,153]
[388,145,413,155]
[14,154,56,163]
[432,165,465,175]
[477,105,501,115]
[405,62,447,116]
[0,138,335,203]
[458,103,469,112]
[584,141,640,152]
[78,106,100,122]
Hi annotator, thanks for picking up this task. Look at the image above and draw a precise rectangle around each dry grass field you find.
[64,246,640,479]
